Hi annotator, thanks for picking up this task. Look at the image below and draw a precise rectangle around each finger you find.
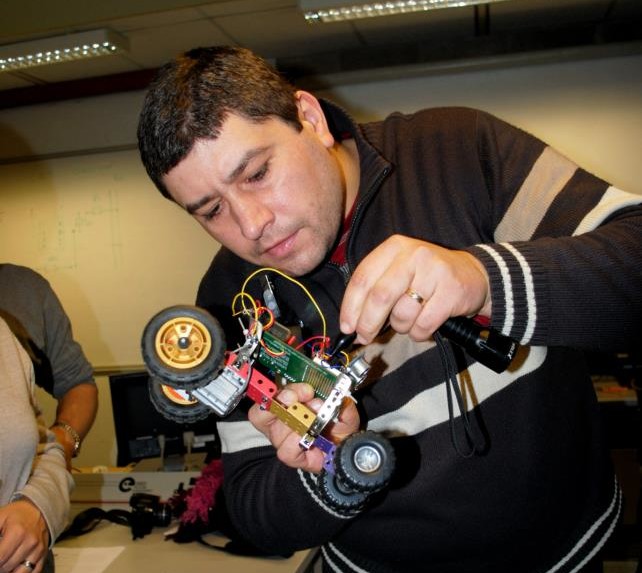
[408,287,455,341]
[15,558,38,573]
[248,384,317,448]
[408,303,444,342]
[276,438,326,473]
[247,403,298,453]
[263,401,325,473]
[270,386,318,449]
[351,260,419,343]
[274,430,311,464]
[328,399,360,442]
[388,286,431,335]
[0,530,24,571]
[344,270,415,344]
[277,383,315,405]
[3,555,34,573]
[340,239,406,335]
[247,401,276,434]
[248,383,315,428]
[339,266,381,337]
[302,397,324,414]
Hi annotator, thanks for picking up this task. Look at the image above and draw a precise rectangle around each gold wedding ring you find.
[405,288,425,305]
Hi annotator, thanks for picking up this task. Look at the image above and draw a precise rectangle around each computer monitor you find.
[109,371,220,468]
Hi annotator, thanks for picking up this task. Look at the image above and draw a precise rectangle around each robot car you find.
[141,282,396,510]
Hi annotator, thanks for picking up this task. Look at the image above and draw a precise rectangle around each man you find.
[137,46,642,572]
[0,264,98,467]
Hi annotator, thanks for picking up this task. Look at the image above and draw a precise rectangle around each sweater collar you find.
[319,98,392,270]
[319,98,391,206]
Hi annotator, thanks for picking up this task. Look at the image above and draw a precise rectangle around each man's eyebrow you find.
[185,195,214,215]
[224,146,270,184]
[184,146,271,214]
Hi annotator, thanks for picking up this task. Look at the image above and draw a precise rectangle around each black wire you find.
[57,508,131,540]
[434,332,482,458]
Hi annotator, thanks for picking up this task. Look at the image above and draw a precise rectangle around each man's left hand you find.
[339,235,491,345]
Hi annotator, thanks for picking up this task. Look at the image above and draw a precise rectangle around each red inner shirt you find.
[329,200,356,266]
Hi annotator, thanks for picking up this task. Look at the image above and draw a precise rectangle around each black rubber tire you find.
[317,469,369,512]
[335,431,395,494]
[141,305,226,391]
[148,376,212,424]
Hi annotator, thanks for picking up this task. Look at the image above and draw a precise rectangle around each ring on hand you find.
[23,560,35,571]
[405,288,426,306]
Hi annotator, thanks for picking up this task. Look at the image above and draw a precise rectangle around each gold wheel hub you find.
[160,384,198,406]
[155,316,212,369]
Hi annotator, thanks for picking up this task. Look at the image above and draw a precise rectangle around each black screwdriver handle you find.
[331,318,517,373]
[438,317,518,373]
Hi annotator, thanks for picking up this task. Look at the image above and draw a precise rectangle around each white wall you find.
[318,54,642,195]
[4,51,641,468]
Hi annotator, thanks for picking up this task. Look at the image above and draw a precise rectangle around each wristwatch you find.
[52,422,81,457]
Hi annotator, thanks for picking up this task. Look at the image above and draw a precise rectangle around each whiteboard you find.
[0,148,219,370]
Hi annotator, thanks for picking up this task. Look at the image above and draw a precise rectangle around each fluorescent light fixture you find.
[300,0,511,23]
[0,29,128,73]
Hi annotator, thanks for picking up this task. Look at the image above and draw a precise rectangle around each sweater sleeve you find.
[218,409,364,555]
[465,111,642,350]
[12,378,74,544]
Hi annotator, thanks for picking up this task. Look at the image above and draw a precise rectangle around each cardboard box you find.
[70,469,200,517]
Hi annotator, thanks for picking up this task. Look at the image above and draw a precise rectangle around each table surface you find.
[594,378,639,404]
[54,521,317,573]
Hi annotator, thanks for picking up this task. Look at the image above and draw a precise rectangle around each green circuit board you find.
[258,330,337,399]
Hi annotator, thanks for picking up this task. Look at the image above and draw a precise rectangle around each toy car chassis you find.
[141,304,395,510]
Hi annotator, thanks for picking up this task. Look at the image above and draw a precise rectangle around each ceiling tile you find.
[124,19,235,68]
[0,73,34,90]
[490,0,608,30]
[197,0,295,18]
[213,6,361,58]
[108,7,205,31]
[352,8,476,46]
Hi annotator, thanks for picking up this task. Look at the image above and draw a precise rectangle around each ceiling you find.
[1,0,641,109]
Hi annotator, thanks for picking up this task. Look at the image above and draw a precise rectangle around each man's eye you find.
[247,162,269,183]
[202,203,222,221]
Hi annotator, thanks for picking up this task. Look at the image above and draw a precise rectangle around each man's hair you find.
[137,46,301,199]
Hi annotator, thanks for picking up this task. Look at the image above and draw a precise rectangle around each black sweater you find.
[196,102,642,572]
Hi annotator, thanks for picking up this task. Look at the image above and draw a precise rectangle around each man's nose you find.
[232,195,273,240]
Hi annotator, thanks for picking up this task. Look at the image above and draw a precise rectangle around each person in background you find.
[0,264,97,468]
[136,46,642,572]
[0,317,73,573]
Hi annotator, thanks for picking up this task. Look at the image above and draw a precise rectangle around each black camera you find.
[129,492,173,539]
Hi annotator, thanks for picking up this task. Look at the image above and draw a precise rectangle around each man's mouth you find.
[263,230,299,260]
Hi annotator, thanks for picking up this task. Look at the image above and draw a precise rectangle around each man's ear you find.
[295,90,335,148]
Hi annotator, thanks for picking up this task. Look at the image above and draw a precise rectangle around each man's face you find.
[162,110,346,277]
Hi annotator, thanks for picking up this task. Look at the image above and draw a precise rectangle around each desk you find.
[54,522,316,573]
[594,378,641,526]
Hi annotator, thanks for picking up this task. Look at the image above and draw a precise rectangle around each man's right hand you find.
[248,383,361,474]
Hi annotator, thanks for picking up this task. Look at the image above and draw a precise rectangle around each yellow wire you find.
[231,292,260,335]
[238,267,328,343]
